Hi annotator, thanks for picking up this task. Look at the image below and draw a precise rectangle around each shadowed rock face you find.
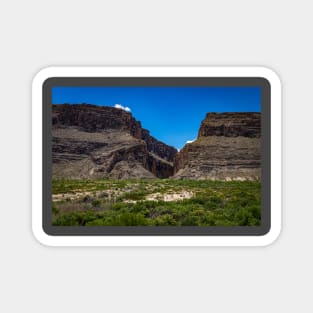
[52,104,177,179]
[142,129,177,162]
[174,112,261,180]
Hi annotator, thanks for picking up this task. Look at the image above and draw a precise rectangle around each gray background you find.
[0,0,310,312]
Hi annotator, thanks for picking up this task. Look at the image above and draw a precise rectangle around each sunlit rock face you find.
[173,113,261,180]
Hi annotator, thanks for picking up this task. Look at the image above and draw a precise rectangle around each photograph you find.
[51,86,262,227]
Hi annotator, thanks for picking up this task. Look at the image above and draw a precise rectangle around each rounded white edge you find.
[32,66,282,247]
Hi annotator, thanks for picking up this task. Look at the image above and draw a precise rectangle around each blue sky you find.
[52,86,261,150]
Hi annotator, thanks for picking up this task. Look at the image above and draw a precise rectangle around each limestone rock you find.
[198,112,261,138]
[52,104,177,179]
[174,113,261,180]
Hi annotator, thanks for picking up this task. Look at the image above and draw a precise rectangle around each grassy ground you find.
[52,179,261,226]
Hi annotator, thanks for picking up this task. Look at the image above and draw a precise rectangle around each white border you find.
[32,66,281,246]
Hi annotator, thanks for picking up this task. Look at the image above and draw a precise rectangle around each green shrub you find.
[119,190,147,201]
[83,195,91,202]
[101,213,148,226]
[53,211,99,226]
[52,179,261,226]
[152,214,177,226]
[92,199,101,207]
[52,204,60,215]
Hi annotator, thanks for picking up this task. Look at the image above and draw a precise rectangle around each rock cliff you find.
[52,104,177,179]
[173,112,261,180]
[52,105,261,181]
[198,112,261,138]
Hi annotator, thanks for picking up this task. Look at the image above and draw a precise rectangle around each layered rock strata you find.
[52,104,177,179]
[173,113,261,180]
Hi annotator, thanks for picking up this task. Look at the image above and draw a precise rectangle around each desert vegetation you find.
[52,179,261,226]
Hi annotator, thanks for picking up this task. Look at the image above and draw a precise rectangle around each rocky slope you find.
[173,113,261,180]
[52,104,177,179]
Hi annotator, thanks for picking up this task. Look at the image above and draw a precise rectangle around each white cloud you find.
[186,139,196,144]
[114,104,131,112]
